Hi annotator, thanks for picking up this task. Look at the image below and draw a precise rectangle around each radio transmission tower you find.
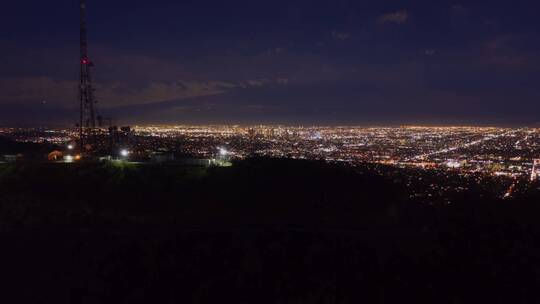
[78,0,101,151]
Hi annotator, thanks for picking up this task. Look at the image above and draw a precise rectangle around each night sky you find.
[1,0,540,126]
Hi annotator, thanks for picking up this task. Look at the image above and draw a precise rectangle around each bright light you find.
[65,155,74,163]
[218,147,228,156]
[120,149,130,157]
[446,160,461,168]
[67,144,74,150]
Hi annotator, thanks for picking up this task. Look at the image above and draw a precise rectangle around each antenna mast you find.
[79,0,99,152]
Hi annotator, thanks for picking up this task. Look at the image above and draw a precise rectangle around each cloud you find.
[451,4,469,15]
[0,77,289,108]
[450,4,470,25]
[425,49,436,56]
[99,78,289,107]
[331,31,351,41]
[377,10,409,25]
[262,47,286,56]
[481,35,535,68]
[239,78,289,88]
[97,80,234,107]
[0,77,77,106]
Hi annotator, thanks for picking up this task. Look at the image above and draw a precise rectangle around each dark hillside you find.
[0,136,58,159]
[0,159,539,303]
[0,159,407,228]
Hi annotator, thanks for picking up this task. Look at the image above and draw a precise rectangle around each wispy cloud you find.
[332,31,351,41]
[0,77,77,106]
[481,35,532,68]
[377,10,409,25]
[262,47,286,56]
[101,78,290,107]
[0,77,290,108]
[425,49,436,56]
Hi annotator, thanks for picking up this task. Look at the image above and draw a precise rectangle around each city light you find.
[446,160,461,169]
[3,125,540,185]
[218,147,228,156]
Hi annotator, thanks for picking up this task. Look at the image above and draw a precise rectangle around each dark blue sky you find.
[1,0,540,125]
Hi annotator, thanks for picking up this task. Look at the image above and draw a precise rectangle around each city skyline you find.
[3,124,540,201]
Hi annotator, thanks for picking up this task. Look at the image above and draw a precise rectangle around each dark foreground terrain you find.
[1,158,540,303]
